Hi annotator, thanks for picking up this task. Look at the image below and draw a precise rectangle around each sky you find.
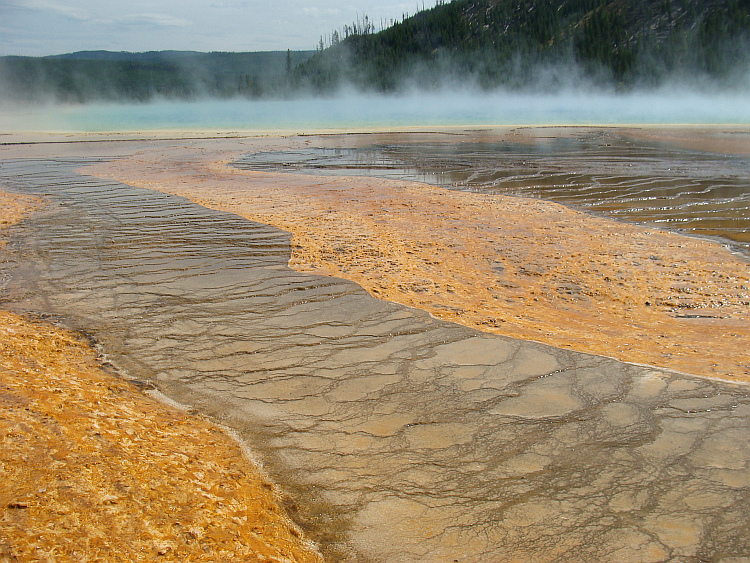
[0,0,442,56]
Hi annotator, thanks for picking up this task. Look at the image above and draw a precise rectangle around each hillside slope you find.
[1,0,747,102]
[294,0,750,92]
[0,50,313,103]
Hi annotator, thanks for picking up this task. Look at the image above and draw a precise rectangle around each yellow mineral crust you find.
[0,191,44,243]
[0,311,323,562]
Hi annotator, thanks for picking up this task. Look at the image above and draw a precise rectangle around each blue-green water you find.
[3,90,749,131]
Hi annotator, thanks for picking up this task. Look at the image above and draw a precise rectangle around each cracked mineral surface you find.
[0,188,323,562]
[1,130,749,562]
[0,311,323,562]
[89,129,750,381]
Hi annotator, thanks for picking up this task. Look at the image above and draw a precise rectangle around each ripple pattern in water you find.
[236,132,750,255]
[1,158,750,562]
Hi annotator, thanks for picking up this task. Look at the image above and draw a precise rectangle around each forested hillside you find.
[0,50,313,103]
[294,0,750,92]
[1,0,747,102]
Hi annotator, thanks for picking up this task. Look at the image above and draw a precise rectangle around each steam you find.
[2,85,749,132]
[2,44,748,132]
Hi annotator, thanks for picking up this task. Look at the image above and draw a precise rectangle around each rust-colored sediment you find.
[87,143,750,382]
[0,193,322,562]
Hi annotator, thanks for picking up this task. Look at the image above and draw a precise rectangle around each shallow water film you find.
[1,156,749,562]
[237,129,750,256]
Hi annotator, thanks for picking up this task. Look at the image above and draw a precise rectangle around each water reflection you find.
[1,157,749,562]
[237,131,750,255]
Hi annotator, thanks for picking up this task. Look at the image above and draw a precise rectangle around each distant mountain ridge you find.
[48,50,302,64]
[0,50,314,103]
[48,51,215,62]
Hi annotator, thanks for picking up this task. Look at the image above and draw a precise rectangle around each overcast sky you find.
[0,0,442,56]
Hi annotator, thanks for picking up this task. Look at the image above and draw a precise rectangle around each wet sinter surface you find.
[236,130,750,255]
[1,158,749,562]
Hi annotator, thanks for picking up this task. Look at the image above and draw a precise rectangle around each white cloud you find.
[9,0,91,21]
[115,13,192,28]
[209,0,254,8]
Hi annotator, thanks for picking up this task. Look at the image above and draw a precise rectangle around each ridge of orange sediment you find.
[0,190,323,561]
[0,191,44,243]
[0,311,323,561]
[84,140,750,382]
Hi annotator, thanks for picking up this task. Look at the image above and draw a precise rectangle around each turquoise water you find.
[3,90,749,131]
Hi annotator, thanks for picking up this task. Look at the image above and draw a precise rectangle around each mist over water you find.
[2,88,749,131]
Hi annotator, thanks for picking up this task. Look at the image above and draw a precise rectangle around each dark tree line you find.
[1,0,747,103]
[293,0,750,93]
[0,51,313,103]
